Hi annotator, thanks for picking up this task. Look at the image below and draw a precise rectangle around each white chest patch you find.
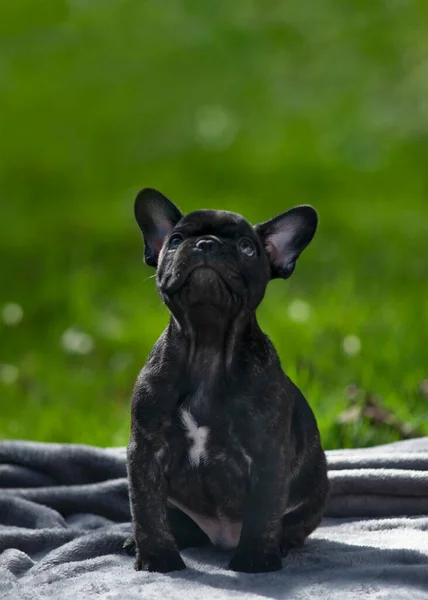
[180,409,209,467]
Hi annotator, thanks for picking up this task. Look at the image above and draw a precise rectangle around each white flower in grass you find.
[0,364,19,384]
[343,335,361,356]
[2,303,23,325]
[99,314,123,340]
[195,105,238,149]
[61,328,94,355]
[288,300,311,323]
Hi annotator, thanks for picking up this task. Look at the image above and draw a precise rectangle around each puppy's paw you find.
[134,550,186,573]
[228,549,282,573]
[123,535,136,556]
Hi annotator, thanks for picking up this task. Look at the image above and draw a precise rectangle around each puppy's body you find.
[126,193,329,574]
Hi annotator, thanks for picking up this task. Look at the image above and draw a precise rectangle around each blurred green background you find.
[1,1,427,449]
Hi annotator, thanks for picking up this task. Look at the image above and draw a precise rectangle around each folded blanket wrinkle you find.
[1,438,427,600]
[329,468,428,496]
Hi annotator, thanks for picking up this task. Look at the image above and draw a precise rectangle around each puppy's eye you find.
[168,234,183,251]
[238,238,256,258]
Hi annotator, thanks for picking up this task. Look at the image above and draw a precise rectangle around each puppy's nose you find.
[195,236,220,253]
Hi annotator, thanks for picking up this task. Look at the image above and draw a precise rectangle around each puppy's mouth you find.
[164,265,232,297]
[187,266,225,286]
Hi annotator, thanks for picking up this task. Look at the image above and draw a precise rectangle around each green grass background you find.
[1,1,427,449]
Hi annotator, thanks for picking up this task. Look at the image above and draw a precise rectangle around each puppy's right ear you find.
[134,188,183,267]
[255,205,318,279]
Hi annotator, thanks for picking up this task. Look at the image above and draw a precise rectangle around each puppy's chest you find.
[160,391,252,486]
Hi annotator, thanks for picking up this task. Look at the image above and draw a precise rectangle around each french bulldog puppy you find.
[125,188,329,574]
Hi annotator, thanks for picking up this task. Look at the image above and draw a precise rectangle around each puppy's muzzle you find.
[194,236,223,253]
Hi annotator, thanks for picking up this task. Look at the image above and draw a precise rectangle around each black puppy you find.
[125,188,329,574]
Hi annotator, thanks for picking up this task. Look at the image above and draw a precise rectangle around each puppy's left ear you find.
[255,206,318,279]
[134,188,183,268]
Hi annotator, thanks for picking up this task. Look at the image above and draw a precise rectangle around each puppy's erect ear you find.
[255,206,318,279]
[134,188,183,267]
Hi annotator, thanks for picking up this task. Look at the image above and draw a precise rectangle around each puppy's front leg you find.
[229,450,288,573]
[127,425,185,573]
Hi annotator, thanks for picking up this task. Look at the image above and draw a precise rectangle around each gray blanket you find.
[1,438,428,600]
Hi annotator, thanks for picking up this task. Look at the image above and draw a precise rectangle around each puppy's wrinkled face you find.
[156,210,271,313]
[134,188,318,318]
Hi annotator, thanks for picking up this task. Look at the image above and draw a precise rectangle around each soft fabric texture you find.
[0,438,427,600]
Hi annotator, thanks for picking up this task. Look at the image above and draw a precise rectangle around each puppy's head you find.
[134,188,317,316]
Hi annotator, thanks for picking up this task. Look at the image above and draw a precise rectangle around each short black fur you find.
[125,188,329,573]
